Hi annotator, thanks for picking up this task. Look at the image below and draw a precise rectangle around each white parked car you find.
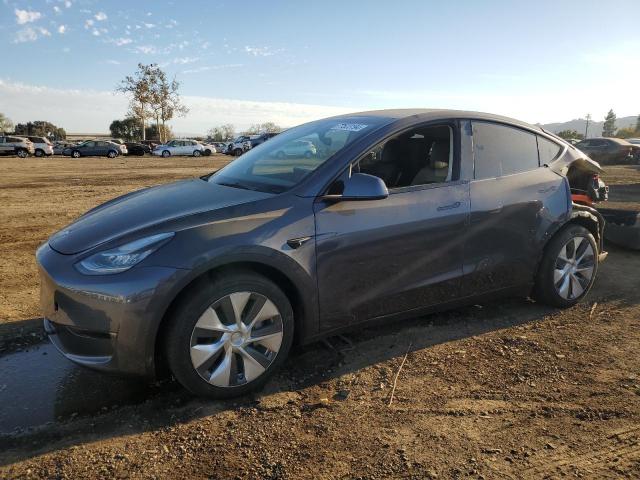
[152,139,205,157]
[273,139,317,158]
[201,143,217,156]
[27,136,54,157]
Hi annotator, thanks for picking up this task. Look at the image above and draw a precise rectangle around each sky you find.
[1,0,639,135]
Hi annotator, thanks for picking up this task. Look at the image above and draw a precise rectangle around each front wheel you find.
[162,150,171,158]
[165,272,294,398]
[16,149,28,158]
[35,149,44,157]
[233,148,243,157]
[71,150,81,158]
[534,224,598,308]
[107,150,118,158]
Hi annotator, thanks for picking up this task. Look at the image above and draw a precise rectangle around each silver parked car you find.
[0,135,35,158]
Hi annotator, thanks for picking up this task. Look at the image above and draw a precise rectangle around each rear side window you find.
[472,122,539,179]
[537,136,563,165]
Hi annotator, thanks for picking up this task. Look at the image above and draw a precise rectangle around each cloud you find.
[0,79,354,134]
[64,1,72,8]
[53,6,60,13]
[182,64,243,74]
[57,24,66,34]
[15,9,42,25]
[143,22,155,29]
[112,37,132,46]
[94,12,107,21]
[135,45,156,55]
[13,26,50,43]
[244,45,277,57]
[84,19,94,28]
[105,60,121,65]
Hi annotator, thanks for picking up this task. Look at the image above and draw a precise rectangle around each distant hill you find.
[540,115,637,137]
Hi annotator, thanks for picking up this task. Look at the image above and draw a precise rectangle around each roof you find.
[333,108,543,133]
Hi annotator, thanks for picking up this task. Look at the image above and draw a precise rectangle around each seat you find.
[411,140,450,185]
[363,139,403,188]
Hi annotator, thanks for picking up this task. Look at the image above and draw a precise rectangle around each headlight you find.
[75,232,174,275]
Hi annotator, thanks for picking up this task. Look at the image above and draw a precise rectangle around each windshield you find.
[210,117,386,193]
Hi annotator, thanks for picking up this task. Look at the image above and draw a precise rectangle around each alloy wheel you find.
[189,291,284,387]
[553,236,595,300]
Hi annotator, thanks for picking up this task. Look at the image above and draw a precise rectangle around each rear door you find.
[462,121,567,296]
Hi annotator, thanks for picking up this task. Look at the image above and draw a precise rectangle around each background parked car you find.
[575,137,637,165]
[0,135,34,158]
[53,141,75,155]
[201,143,217,156]
[273,139,317,158]
[63,140,123,158]
[27,136,54,157]
[152,139,205,157]
[140,140,159,150]
[124,142,151,156]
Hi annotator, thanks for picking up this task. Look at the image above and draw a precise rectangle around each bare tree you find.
[0,112,13,133]
[207,124,236,141]
[116,64,159,141]
[149,68,188,143]
[244,122,281,135]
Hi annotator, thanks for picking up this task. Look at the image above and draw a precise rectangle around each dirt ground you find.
[1,158,640,479]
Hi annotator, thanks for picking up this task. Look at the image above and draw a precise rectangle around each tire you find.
[233,148,243,157]
[16,149,28,158]
[162,150,171,158]
[35,149,44,157]
[204,149,212,156]
[165,272,294,398]
[193,150,202,157]
[71,150,81,158]
[534,224,598,308]
[107,150,117,158]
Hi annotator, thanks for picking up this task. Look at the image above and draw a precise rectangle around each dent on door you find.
[314,183,470,332]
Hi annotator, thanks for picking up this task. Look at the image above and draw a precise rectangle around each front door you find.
[313,123,470,332]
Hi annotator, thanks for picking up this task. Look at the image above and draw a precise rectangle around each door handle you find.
[437,201,461,211]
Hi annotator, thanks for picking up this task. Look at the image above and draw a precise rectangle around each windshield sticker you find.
[330,123,368,132]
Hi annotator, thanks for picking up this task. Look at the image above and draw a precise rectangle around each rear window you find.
[472,122,539,179]
[537,136,563,165]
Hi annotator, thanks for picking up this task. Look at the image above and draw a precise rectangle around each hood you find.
[49,178,272,254]
[549,145,603,175]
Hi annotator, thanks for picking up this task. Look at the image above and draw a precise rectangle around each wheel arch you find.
[151,257,315,378]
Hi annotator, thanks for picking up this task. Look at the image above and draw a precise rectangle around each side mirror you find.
[324,172,389,201]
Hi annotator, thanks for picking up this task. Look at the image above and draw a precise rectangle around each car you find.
[627,138,640,145]
[0,135,35,157]
[38,109,607,398]
[124,142,151,156]
[227,135,253,156]
[152,139,205,157]
[141,140,159,150]
[273,139,316,158]
[27,136,54,157]
[201,143,217,156]
[62,140,123,158]
[213,142,228,152]
[53,141,75,155]
[574,137,636,165]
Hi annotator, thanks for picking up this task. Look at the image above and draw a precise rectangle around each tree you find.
[244,122,282,135]
[116,63,159,141]
[556,129,584,141]
[109,117,143,141]
[145,124,173,141]
[0,112,13,133]
[602,109,616,137]
[150,69,188,143]
[14,120,66,140]
[615,127,638,139]
[207,124,236,141]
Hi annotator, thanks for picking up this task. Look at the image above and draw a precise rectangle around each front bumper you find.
[37,243,190,377]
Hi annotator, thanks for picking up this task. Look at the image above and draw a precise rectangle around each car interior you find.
[356,125,453,189]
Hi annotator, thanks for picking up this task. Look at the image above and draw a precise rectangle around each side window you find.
[472,122,539,179]
[537,136,563,165]
[355,125,453,189]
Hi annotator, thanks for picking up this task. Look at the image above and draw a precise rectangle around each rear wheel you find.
[165,272,294,398]
[233,148,243,157]
[16,149,28,158]
[35,149,44,157]
[193,150,202,157]
[534,224,598,308]
[107,150,117,158]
